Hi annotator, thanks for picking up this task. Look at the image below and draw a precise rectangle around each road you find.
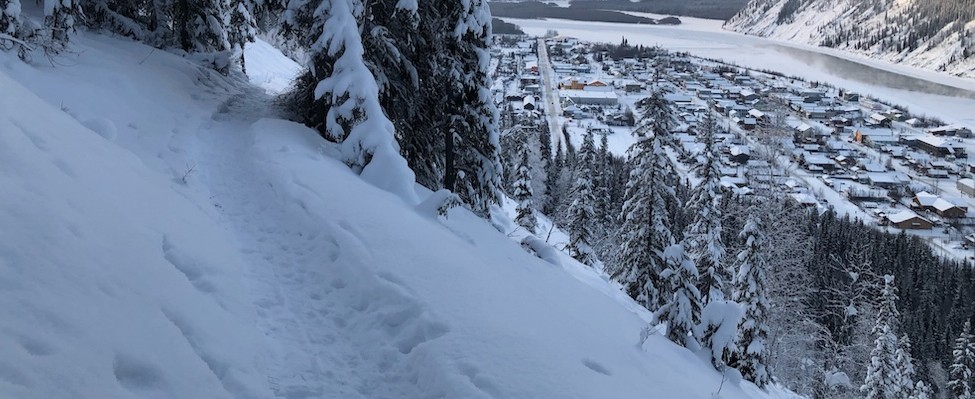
[536,38,565,154]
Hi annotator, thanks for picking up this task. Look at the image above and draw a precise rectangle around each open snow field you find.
[503,17,975,130]
[0,32,797,398]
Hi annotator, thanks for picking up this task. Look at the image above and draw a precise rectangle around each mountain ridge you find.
[725,0,975,79]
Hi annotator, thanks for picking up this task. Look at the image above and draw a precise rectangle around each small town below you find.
[494,33,975,262]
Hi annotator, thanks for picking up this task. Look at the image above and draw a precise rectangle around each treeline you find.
[493,17,525,35]
[488,1,671,24]
[569,0,746,21]
[0,0,504,216]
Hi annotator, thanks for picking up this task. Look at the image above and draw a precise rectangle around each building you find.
[560,90,618,106]
[914,135,967,158]
[928,125,974,138]
[958,178,975,197]
[887,210,933,230]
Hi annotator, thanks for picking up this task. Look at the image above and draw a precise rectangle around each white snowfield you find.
[0,34,789,398]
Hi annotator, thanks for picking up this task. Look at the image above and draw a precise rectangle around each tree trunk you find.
[444,126,456,191]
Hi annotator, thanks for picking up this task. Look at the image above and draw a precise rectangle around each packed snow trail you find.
[198,90,453,398]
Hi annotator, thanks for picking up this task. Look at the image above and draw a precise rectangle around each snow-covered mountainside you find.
[0,33,789,398]
[725,0,975,78]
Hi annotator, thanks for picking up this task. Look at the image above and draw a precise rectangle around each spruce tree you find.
[895,335,918,397]
[910,381,932,399]
[46,0,83,50]
[656,241,702,348]
[284,0,417,200]
[861,276,901,399]
[440,0,502,216]
[538,125,552,212]
[687,114,727,303]
[225,0,256,72]
[730,213,772,387]
[688,114,732,368]
[565,132,597,266]
[949,321,975,399]
[513,147,537,234]
[613,136,676,310]
[0,0,21,41]
[174,0,229,53]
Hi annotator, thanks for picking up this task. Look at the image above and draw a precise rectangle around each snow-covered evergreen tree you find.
[634,88,676,139]
[687,114,732,368]
[895,334,918,397]
[613,136,676,310]
[593,133,612,228]
[513,147,536,234]
[949,321,975,399]
[173,0,229,53]
[225,0,256,72]
[687,114,727,303]
[656,242,702,348]
[46,0,82,50]
[860,275,901,399]
[910,380,932,399]
[565,132,597,266]
[730,213,771,387]
[442,0,502,216]
[284,0,417,202]
[0,0,21,41]
[537,125,552,212]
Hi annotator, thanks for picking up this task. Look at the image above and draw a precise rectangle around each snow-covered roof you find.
[888,210,928,224]
[866,172,901,184]
[914,192,938,207]
[933,198,961,212]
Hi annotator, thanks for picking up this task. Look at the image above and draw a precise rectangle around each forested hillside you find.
[725,0,975,78]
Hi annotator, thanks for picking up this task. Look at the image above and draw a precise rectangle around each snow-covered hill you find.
[0,33,790,398]
[725,0,975,78]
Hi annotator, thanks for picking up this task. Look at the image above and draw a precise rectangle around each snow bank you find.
[0,68,270,399]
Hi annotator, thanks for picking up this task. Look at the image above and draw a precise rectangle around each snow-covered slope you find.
[1,33,788,398]
[725,0,975,78]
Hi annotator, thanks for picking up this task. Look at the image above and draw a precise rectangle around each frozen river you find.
[503,17,975,128]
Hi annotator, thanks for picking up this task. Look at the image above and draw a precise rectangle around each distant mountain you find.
[725,0,975,78]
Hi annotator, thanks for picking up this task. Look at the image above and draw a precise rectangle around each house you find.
[866,172,903,189]
[740,89,759,102]
[914,136,967,158]
[729,145,751,164]
[933,198,967,218]
[912,192,939,210]
[887,210,933,230]
[868,113,892,128]
[560,90,618,106]
[801,153,837,172]
[905,118,925,128]
[740,118,757,130]
[522,95,536,111]
[853,127,898,147]
[929,125,974,138]
[958,178,975,197]
[789,193,819,207]
[747,109,767,122]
